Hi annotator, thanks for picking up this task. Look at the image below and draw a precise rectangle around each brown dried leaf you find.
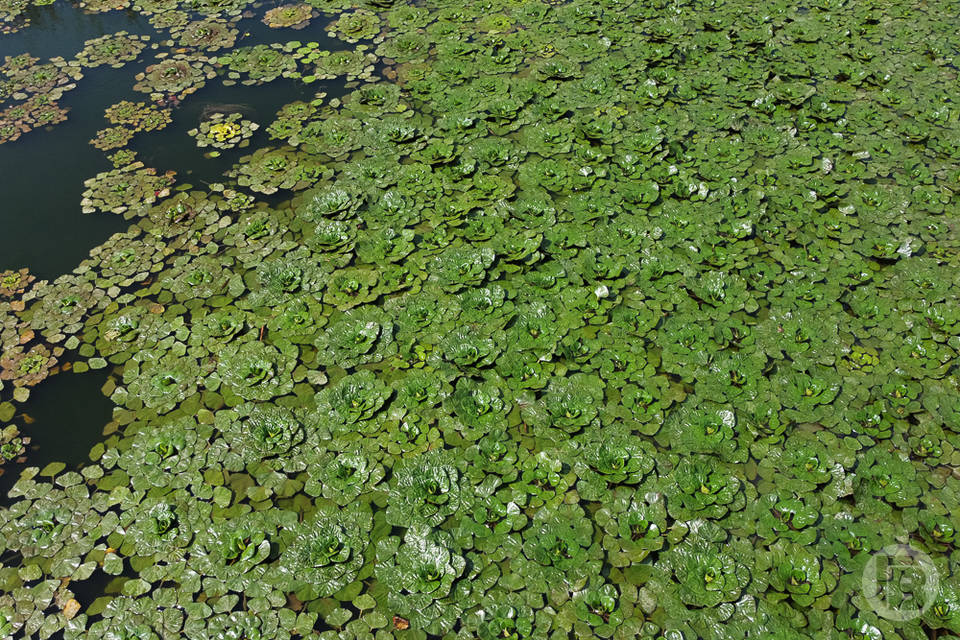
[62,598,81,620]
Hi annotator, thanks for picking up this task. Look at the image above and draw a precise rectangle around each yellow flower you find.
[209,121,242,141]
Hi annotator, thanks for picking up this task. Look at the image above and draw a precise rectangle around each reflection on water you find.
[129,77,324,190]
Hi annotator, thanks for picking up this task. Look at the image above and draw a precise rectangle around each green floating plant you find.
[2,0,960,638]
[75,32,151,68]
[273,503,371,600]
[187,112,259,150]
[263,3,314,30]
[80,163,176,215]
[375,525,466,634]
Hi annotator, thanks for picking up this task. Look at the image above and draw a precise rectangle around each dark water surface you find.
[1,4,155,59]
[0,2,347,477]
[0,369,112,502]
[129,77,322,189]
[0,2,345,279]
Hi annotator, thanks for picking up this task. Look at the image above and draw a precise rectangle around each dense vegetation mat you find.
[2,0,960,638]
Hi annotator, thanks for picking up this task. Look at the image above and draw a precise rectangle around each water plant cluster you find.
[188,111,259,150]
[0,52,80,144]
[1,29,155,145]
[0,0,47,34]
[2,0,960,639]
[264,3,316,30]
[91,100,174,153]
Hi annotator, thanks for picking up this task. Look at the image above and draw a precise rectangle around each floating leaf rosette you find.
[0,94,68,144]
[313,369,391,437]
[214,402,305,466]
[186,510,280,596]
[0,0,29,34]
[309,47,377,81]
[265,99,321,141]
[0,423,27,464]
[107,148,138,168]
[326,9,382,43]
[1,53,82,101]
[83,227,171,290]
[187,111,258,149]
[171,17,238,52]
[75,32,151,68]
[121,351,203,413]
[133,52,215,99]
[114,415,209,490]
[217,43,298,86]
[0,53,80,143]
[119,491,204,558]
[303,445,385,505]
[262,3,313,29]
[77,0,130,13]
[375,525,467,635]
[103,100,171,131]
[272,503,371,600]
[0,343,58,389]
[0,268,34,298]
[2,0,960,638]
[227,146,330,194]
[80,163,175,215]
[89,125,134,151]
[145,7,188,32]
[214,339,297,401]
[386,449,471,528]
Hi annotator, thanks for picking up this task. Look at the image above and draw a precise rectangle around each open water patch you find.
[0,368,111,503]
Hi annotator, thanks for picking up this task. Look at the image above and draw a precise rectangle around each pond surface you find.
[0,1,341,279]
[0,368,111,502]
[0,2,348,486]
[2,1,960,639]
